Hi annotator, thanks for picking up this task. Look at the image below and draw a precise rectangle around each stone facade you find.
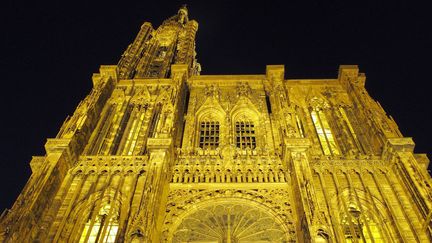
[1,6,431,243]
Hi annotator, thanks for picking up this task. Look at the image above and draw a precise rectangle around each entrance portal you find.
[171,201,289,243]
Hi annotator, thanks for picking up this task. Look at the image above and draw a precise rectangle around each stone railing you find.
[172,155,288,183]
[72,155,149,174]
[309,156,386,172]
[175,146,275,157]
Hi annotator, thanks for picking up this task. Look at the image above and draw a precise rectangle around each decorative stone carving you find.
[162,188,296,242]
[3,7,431,243]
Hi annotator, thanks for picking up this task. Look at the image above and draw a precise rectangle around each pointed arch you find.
[331,187,394,242]
[308,96,340,156]
[230,98,261,150]
[79,204,120,243]
[64,188,124,243]
[230,97,261,123]
[195,96,226,122]
[167,198,292,242]
[195,97,226,150]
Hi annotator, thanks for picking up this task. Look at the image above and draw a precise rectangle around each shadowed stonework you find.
[0,5,431,243]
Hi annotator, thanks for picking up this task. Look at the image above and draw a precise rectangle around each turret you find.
[118,5,199,80]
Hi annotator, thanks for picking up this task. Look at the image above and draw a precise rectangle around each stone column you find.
[285,138,330,242]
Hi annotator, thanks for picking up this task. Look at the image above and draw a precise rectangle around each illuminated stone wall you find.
[1,6,431,243]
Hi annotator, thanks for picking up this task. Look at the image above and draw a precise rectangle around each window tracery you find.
[198,121,220,149]
[339,107,364,153]
[342,206,384,243]
[79,204,119,243]
[311,110,340,156]
[195,102,225,151]
[235,121,256,149]
[171,202,288,242]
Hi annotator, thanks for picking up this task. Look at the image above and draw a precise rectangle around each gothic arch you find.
[61,187,124,242]
[194,98,226,150]
[330,187,395,242]
[162,189,296,242]
[195,96,226,122]
[166,198,292,242]
[230,97,261,123]
[196,106,226,122]
[230,99,263,151]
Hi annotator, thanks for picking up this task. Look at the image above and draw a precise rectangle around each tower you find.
[1,5,431,243]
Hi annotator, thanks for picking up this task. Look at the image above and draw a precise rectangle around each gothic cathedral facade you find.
[1,6,431,243]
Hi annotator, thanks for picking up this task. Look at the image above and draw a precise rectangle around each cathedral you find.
[1,6,432,243]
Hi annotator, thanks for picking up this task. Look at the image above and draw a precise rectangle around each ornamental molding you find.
[147,138,172,149]
[310,159,388,173]
[71,155,149,175]
[162,188,296,242]
[172,154,288,184]
[308,96,330,110]
[130,86,151,105]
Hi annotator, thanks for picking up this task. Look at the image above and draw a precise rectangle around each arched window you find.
[199,120,220,149]
[235,121,256,149]
[339,107,364,153]
[295,114,305,138]
[148,103,162,138]
[343,206,384,243]
[311,110,339,156]
[79,204,119,243]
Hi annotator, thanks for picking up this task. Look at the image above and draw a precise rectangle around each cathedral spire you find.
[117,5,198,79]
[3,7,429,243]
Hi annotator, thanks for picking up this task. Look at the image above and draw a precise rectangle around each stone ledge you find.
[385,137,415,153]
[170,182,289,190]
[147,138,172,150]
[284,138,312,150]
[44,138,72,154]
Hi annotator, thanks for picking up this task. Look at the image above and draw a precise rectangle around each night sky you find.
[0,1,431,211]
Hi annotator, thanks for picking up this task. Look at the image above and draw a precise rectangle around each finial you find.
[179,4,188,15]
[177,4,188,24]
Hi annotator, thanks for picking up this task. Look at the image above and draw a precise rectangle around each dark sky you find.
[0,1,431,211]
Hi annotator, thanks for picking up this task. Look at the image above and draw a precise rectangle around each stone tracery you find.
[162,189,296,242]
[1,6,431,243]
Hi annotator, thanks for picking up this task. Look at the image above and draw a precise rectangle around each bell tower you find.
[118,4,199,80]
[0,6,197,242]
